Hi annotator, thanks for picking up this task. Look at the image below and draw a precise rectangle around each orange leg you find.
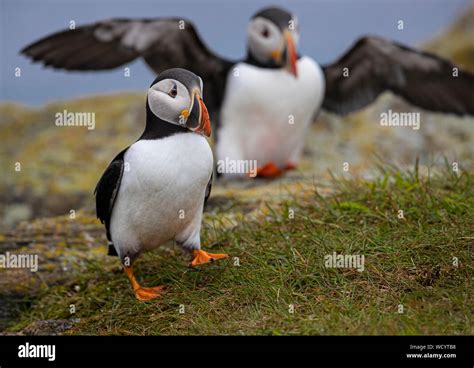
[255,162,283,178]
[124,266,164,301]
[190,249,228,267]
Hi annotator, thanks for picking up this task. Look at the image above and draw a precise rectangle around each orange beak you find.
[196,96,211,137]
[285,31,298,77]
[186,92,211,137]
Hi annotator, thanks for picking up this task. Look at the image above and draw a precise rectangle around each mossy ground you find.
[3,164,472,335]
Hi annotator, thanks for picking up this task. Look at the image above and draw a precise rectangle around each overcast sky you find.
[0,0,471,105]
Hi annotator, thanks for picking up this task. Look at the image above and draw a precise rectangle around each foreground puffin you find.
[95,68,227,301]
[22,7,474,178]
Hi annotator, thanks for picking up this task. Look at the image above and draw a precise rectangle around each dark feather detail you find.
[322,36,474,116]
[204,173,213,208]
[108,244,118,256]
[21,18,234,116]
[94,148,128,241]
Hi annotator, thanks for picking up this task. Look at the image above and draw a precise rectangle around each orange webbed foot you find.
[255,162,283,178]
[190,250,228,267]
[124,266,165,301]
[134,286,164,301]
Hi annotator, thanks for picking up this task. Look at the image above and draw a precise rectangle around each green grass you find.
[6,165,473,335]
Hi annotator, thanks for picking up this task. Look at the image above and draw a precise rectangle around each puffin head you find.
[247,6,299,77]
[146,68,211,137]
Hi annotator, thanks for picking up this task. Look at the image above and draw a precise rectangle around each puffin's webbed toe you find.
[190,250,228,267]
[134,286,163,301]
[124,266,165,301]
[255,162,283,178]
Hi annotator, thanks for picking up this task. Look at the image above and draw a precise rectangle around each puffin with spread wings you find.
[22,6,474,178]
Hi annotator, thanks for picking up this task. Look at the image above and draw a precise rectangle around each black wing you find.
[21,18,234,115]
[94,149,127,241]
[322,36,474,116]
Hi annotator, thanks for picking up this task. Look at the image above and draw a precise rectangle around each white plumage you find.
[216,56,325,177]
[109,133,213,259]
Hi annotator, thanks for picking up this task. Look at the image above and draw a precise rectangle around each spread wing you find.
[21,18,234,114]
[94,149,127,241]
[322,36,474,116]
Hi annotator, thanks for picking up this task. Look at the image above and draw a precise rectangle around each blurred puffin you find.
[23,6,474,178]
[94,68,227,301]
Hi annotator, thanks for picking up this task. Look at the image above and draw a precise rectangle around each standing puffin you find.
[95,68,227,301]
[22,6,474,178]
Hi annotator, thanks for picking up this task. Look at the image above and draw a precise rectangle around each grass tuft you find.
[5,166,473,335]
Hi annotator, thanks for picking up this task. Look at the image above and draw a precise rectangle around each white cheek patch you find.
[147,89,190,125]
[248,18,283,64]
[148,89,165,116]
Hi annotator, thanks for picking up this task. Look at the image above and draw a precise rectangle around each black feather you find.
[94,149,127,241]
[322,36,474,116]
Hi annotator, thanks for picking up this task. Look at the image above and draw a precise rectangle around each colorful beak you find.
[187,92,212,137]
[284,31,298,77]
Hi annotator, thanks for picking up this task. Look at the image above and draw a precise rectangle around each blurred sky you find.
[0,0,471,105]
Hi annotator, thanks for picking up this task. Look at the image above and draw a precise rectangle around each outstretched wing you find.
[21,18,234,114]
[322,36,474,116]
[94,149,127,242]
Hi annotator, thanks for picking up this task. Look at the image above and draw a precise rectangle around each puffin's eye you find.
[261,27,270,38]
[168,84,178,98]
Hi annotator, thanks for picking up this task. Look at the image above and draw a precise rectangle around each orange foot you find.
[190,249,228,267]
[134,286,165,301]
[255,162,283,178]
[124,266,164,301]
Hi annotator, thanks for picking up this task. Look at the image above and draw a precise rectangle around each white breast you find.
[216,56,325,177]
[109,133,213,258]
